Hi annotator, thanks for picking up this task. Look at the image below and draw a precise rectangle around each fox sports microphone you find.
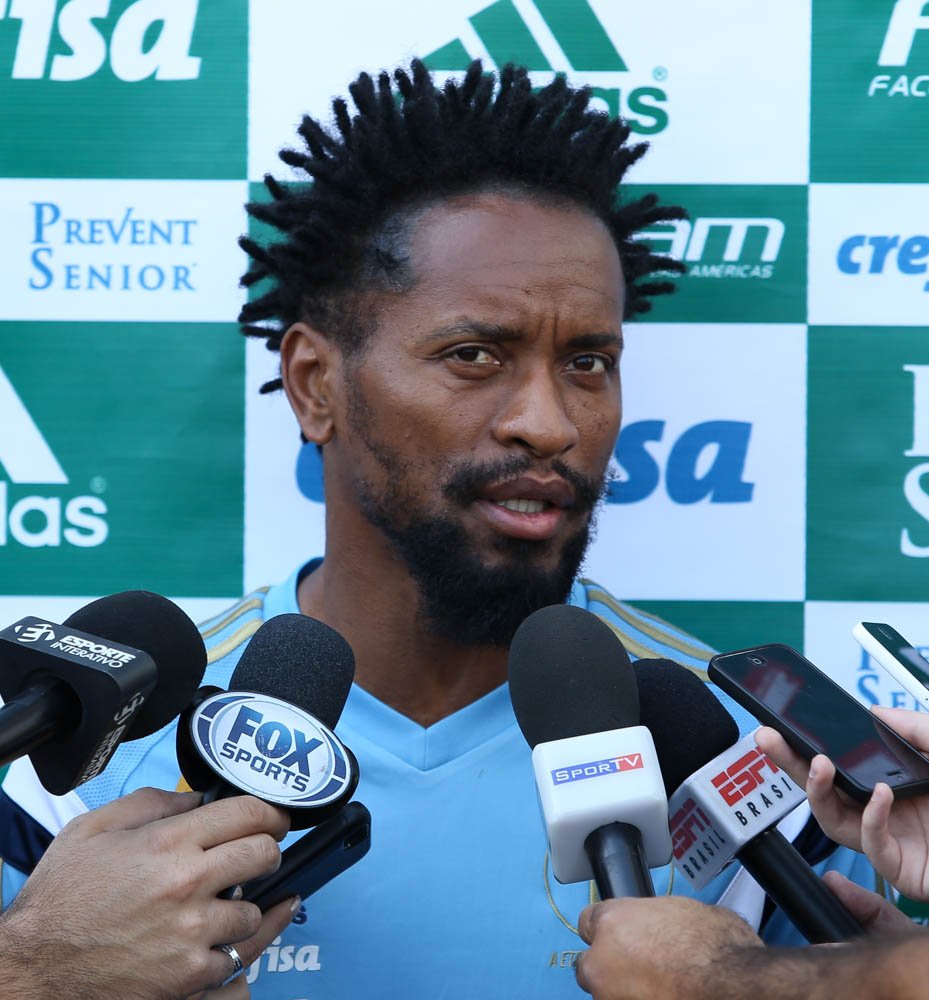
[177,613,360,830]
[509,605,670,899]
[635,658,863,943]
[0,591,207,794]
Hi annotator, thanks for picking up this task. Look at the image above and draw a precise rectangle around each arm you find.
[757,708,929,900]
[576,896,929,1000]
[0,788,296,1000]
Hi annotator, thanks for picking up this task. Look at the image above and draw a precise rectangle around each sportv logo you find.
[0,0,201,82]
[423,0,668,135]
[635,217,785,280]
[551,753,643,785]
[0,366,108,548]
[869,0,929,97]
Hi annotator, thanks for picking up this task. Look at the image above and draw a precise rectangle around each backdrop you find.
[1,0,928,713]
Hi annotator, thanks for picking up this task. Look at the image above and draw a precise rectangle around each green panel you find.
[0,0,248,179]
[470,0,552,70]
[628,184,807,323]
[0,321,243,595]
[423,38,474,71]
[630,601,805,657]
[532,0,626,71]
[807,327,929,600]
[811,0,929,182]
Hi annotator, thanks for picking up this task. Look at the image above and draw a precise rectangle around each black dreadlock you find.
[239,59,686,393]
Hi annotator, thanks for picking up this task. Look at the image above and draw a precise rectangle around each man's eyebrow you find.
[422,323,623,350]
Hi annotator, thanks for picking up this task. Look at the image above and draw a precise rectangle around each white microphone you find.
[509,605,670,897]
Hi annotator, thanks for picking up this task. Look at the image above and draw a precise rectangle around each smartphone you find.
[853,621,929,712]
[240,801,371,911]
[708,643,929,804]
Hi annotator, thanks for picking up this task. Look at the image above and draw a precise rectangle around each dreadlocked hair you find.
[239,59,686,393]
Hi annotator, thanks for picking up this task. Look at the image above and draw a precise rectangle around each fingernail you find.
[808,762,818,780]
[290,896,301,915]
[230,884,244,901]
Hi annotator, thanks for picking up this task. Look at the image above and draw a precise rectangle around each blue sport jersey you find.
[0,562,878,998]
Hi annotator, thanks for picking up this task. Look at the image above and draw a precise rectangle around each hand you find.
[757,711,929,901]
[575,897,761,1000]
[820,871,917,934]
[0,788,292,1000]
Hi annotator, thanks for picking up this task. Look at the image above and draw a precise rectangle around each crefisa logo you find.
[190,692,354,807]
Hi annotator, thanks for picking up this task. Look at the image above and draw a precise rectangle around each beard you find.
[354,447,607,648]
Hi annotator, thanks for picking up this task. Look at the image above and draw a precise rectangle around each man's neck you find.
[296,557,509,728]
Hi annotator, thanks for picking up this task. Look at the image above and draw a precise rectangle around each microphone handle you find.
[737,826,865,943]
[584,822,656,899]
[0,679,75,767]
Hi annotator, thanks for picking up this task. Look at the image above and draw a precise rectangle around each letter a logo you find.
[879,0,929,66]
[0,366,68,484]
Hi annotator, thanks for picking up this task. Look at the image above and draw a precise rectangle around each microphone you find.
[508,605,671,899]
[635,658,864,943]
[176,613,360,830]
[0,591,207,794]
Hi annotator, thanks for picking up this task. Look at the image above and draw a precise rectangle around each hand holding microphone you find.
[758,707,929,905]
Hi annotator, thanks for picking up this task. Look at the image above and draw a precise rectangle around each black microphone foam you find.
[508,604,637,748]
[229,613,355,731]
[64,590,207,738]
[633,658,740,796]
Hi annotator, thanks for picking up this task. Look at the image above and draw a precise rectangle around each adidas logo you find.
[423,0,669,134]
[0,366,108,548]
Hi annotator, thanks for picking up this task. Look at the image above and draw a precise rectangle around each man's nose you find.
[491,368,580,459]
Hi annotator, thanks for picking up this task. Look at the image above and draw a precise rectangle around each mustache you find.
[442,455,607,513]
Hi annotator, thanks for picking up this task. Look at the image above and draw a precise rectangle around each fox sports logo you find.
[190,692,353,807]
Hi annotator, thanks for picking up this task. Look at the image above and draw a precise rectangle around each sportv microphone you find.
[176,613,360,830]
[509,605,671,898]
[635,658,864,943]
[0,591,207,794]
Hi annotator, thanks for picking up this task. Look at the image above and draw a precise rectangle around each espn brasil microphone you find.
[509,604,671,899]
[635,658,864,944]
[176,613,360,831]
[0,591,207,794]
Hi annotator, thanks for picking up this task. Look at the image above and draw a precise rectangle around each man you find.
[0,60,875,997]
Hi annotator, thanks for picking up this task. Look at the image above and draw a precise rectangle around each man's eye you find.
[450,346,498,365]
[568,354,613,374]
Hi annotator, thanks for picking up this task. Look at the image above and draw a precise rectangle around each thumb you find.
[821,871,912,934]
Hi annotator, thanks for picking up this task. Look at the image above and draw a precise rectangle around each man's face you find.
[327,192,625,645]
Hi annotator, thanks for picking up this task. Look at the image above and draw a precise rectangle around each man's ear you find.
[280,322,340,446]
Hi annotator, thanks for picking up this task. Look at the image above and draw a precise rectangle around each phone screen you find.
[861,622,929,691]
[711,644,929,792]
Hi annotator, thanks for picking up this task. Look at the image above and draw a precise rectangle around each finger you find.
[859,783,900,879]
[230,895,301,970]
[574,950,594,995]
[805,755,864,849]
[872,706,929,754]
[203,832,282,896]
[67,787,203,837]
[755,728,811,785]
[162,795,290,851]
[821,870,913,933]
[200,979,250,1000]
[577,903,600,945]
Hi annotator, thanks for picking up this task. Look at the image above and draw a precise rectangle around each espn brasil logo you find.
[551,752,643,785]
[868,0,929,99]
[0,366,108,549]
[710,748,795,826]
[423,0,669,135]
[191,692,354,807]
[670,797,725,862]
[0,0,201,82]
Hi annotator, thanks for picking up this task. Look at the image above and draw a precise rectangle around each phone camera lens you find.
[748,655,767,666]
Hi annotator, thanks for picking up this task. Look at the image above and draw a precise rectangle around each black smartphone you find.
[241,801,371,911]
[708,643,929,804]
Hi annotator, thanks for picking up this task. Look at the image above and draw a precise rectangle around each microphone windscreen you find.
[633,658,739,796]
[64,590,207,738]
[508,604,637,749]
[229,613,355,731]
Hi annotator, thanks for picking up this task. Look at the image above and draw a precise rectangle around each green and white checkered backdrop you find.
[1,0,928,711]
